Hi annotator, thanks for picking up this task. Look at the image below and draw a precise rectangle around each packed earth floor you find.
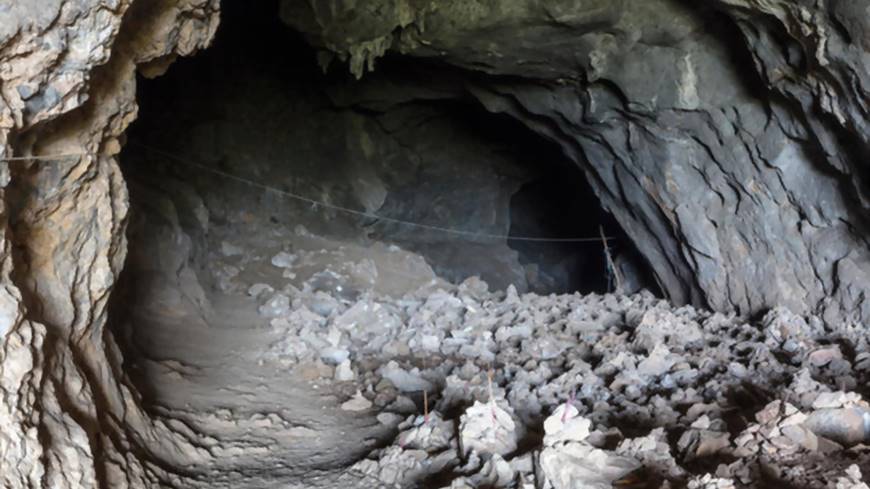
[116,180,870,489]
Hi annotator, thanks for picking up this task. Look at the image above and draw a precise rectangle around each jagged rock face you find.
[281,0,870,323]
[0,1,218,488]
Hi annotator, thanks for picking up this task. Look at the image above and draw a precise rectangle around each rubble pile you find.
[206,234,870,488]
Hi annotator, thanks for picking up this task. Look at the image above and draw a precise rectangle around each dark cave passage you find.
[120,0,654,296]
[509,171,622,295]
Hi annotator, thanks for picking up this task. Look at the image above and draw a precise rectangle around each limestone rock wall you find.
[0,1,218,487]
[282,0,870,323]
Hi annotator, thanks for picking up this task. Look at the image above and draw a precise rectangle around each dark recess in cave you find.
[121,0,657,296]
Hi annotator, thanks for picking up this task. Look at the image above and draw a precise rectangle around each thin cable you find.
[0,152,97,161]
[130,141,616,244]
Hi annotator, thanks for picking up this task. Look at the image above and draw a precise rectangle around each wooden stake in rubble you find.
[423,389,429,425]
[487,369,497,423]
[600,225,623,294]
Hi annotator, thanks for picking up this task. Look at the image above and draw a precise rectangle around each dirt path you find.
[122,272,390,487]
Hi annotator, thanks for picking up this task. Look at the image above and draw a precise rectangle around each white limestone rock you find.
[459,401,519,457]
[341,391,373,411]
[538,404,640,489]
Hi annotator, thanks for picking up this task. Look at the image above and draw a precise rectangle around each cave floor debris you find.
[121,211,870,489]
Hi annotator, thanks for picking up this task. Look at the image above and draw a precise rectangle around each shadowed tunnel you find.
[120,0,655,297]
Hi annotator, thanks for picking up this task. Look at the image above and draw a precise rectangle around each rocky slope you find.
[117,160,870,488]
[118,168,870,488]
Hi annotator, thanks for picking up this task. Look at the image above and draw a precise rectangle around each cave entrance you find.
[109,0,658,482]
[120,0,642,297]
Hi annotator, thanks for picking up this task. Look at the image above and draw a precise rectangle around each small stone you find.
[341,391,373,411]
[509,453,534,473]
[459,401,519,456]
[807,347,841,367]
[419,335,441,351]
[734,433,754,447]
[378,361,434,392]
[389,395,419,414]
[805,408,870,446]
[687,474,736,489]
[375,378,396,392]
[812,392,861,410]
[781,425,818,451]
[691,415,711,430]
[247,283,274,297]
[334,359,355,381]
[319,347,350,365]
[543,404,589,443]
[259,293,290,317]
[220,240,244,256]
[816,436,843,453]
[377,412,403,427]
[695,431,730,457]
[271,251,296,268]
[296,361,333,381]
[755,401,783,425]
[727,362,748,378]
[770,435,798,451]
[836,464,870,489]
[855,353,870,371]
[686,403,716,421]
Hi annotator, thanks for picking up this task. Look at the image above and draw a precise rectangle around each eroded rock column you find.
[0,1,218,487]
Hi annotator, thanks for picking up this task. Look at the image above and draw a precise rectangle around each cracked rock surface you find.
[0,1,218,487]
[283,0,870,324]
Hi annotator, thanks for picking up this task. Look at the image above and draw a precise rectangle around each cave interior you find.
[113,0,663,483]
[6,0,870,487]
[120,0,655,299]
